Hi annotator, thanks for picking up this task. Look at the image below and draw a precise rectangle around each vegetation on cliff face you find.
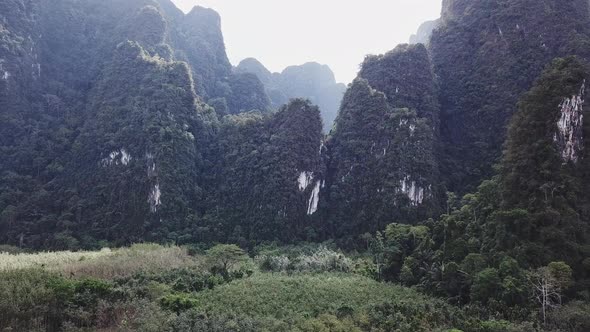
[362,58,590,330]
[207,99,324,245]
[226,72,271,115]
[432,0,590,192]
[322,44,441,242]
[70,40,213,245]
[0,0,225,249]
[2,0,590,330]
[497,57,590,272]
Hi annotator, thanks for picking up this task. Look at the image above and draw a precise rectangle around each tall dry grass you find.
[0,243,203,279]
[0,248,115,271]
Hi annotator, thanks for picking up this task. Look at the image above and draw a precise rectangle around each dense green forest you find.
[432,0,590,192]
[322,43,441,241]
[1,0,590,331]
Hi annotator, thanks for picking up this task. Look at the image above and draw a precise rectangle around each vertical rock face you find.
[399,176,426,206]
[498,57,590,266]
[0,0,221,247]
[125,5,167,47]
[212,99,324,243]
[73,40,210,242]
[234,58,274,86]
[0,0,303,248]
[173,6,232,99]
[432,0,590,192]
[555,82,585,163]
[226,72,271,114]
[307,180,321,215]
[359,44,440,131]
[323,44,441,238]
[0,0,39,104]
[156,4,270,114]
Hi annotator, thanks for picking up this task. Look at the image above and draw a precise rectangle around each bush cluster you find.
[256,246,352,273]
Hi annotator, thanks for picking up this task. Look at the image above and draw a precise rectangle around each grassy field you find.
[181,272,465,331]
[0,244,527,332]
[191,273,440,318]
[0,243,202,279]
[0,248,115,271]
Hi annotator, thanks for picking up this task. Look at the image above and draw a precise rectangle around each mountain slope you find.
[322,44,441,239]
[235,59,346,132]
[209,99,324,244]
[0,0,220,247]
[496,56,590,267]
[432,0,590,192]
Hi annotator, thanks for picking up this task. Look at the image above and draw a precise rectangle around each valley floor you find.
[0,244,575,332]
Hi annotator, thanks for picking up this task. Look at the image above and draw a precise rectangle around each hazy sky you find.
[171,0,442,83]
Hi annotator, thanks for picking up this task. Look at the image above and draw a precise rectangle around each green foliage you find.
[0,269,59,329]
[173,272,462,331]
[208,99,324,243]
[432,0,590,192]
[547,261,573,289]
[359,44,440,130]
[172,5,233,99]
[325,71,440,241]
[256,246,352,273]
[160,293,199,314]
[368,58,590,320]
[226,72,271,114]
[470,268,501,304]
[548,301,590,332]
[1,1,590,330]
[1,244,587,331]
[0,268,120,330]
[206,244,248,273]
[498,57,590,271]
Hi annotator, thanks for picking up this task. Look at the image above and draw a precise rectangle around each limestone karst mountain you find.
[2,0,590,330]
[1,1,590,275]
[235,58,346,132]
[432,0,590,192]
[321,44,441,237]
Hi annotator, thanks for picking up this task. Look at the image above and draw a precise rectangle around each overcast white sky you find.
[171,0,442,83]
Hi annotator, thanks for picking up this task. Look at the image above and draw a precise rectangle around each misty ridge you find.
[1,0,590,331]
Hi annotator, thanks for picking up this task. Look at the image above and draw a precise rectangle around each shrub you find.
[293,247,352,273]
[470,268,500,304]
[0,244,26,254]
[0,244,202,279]
[116,265,248,298]
[548,301,590,332]
[0,269,58,330]
[59,245,201,279]
[257,255,290,272]
[160,294,199,314]
[0,269,120,331]
[477,320,535,332]
[296,313,361,332]
[116,299,169,332]
[166,311,284,332]
[206,244,248,274]
[361,301,460,332]
[256,247,352,273]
